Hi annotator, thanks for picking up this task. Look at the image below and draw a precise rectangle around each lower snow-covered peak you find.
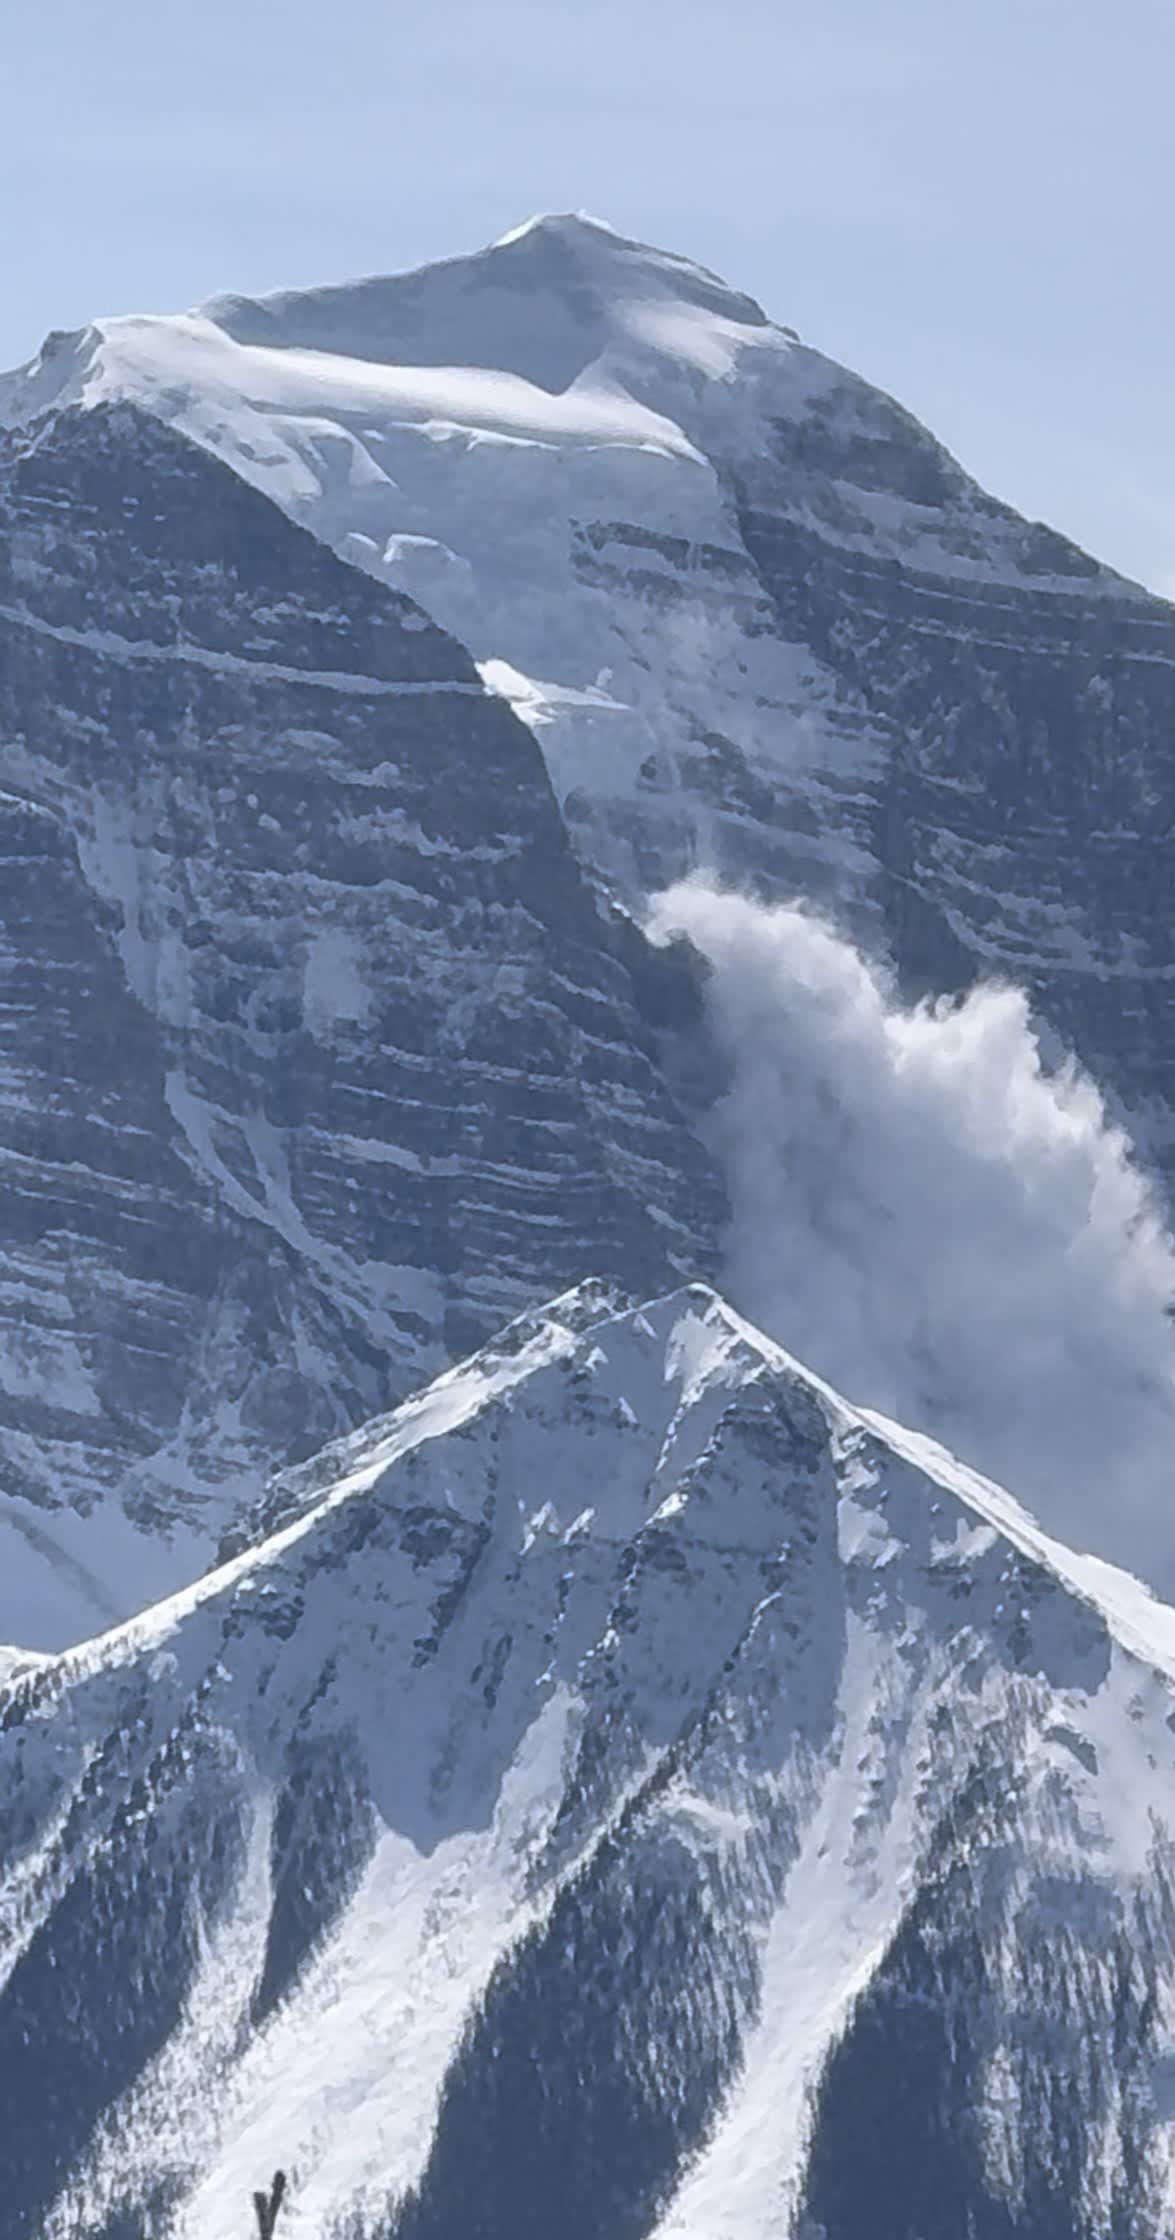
[8,1280,1175,2239]
[67,1275,1175,1730]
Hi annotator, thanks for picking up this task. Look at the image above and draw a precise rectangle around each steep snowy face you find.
[0,217,893,930]
[0,402,721,1649]
[3,1283,1175,2240]
[7,213,1175,1179]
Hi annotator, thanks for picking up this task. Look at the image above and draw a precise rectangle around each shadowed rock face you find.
[0,405,722,1642]
[800,1822,1171,2240]
[0,1286,1171,2240]
[730,418,1175,1166]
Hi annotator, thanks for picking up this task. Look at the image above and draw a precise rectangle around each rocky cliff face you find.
[728,398,1175,1159]
[0,402,720,1645]
[3,1285,1174,2240]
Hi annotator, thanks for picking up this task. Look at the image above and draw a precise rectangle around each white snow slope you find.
[4,211,1126,922]
[7,1283,1175,2239]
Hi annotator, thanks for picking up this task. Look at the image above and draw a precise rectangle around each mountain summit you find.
[204,210,777,396]
[5,213,1172,1187]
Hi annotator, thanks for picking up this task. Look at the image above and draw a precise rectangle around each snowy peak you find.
[219,1272,1175,1682]
[0,214,1119,580]
[5,1283,1175,2238]
[201,211,775,397]
[0,210,816,487]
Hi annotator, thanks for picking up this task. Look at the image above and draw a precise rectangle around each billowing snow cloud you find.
[648,881,1175,1589]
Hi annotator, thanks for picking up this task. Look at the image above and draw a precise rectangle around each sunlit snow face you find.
[648,879,1175,1591]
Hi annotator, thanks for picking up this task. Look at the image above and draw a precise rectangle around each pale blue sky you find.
[4,0,1171,592]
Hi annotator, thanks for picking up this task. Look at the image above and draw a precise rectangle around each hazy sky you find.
[4,0,1171,594]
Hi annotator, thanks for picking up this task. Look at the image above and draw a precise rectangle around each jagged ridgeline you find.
[1,1288,1174,2239]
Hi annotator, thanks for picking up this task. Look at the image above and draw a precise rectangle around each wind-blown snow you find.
[648,882,1175,1593]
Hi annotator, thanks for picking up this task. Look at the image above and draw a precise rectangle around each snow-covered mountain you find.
[5,216,1175,1649]
[4,1282,1175,2240]
[0,398,720,1648]
[7,214,1175,1173]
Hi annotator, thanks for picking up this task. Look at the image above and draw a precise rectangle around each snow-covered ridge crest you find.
[7,1281,1175,2239]
[201,210,779,390]
[100,1275,1175,1687]
[1,212,781,432]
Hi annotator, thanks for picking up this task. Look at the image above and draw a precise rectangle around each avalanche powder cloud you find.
[648,881,1175,1592]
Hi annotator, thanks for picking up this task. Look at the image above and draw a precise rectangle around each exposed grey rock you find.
[729,404,1175,1162]
[0,403,721,1643]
